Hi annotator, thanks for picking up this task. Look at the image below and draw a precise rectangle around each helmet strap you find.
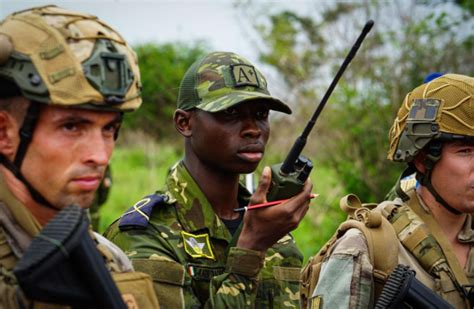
[416,142,462,216]
[14,103,40,167]
[0,154,59,210]
[0,103,59,210]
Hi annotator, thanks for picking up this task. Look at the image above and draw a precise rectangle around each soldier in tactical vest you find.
[301,73,474,308]
[105,51,313,308]
[0,6,159,308]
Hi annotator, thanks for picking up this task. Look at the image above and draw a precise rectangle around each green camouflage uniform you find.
[311,190,474,308]
[105,161,303,308]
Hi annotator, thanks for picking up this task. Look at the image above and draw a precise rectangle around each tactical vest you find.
[0,202,159,309]
[300,192,472,309]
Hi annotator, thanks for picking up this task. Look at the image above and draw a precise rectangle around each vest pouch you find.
[112,271,160,309]
[132,259,185,309]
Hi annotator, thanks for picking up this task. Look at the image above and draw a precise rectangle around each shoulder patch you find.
[119,194,167,231]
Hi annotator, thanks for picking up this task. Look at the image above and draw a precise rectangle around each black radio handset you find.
[266,20,374,201]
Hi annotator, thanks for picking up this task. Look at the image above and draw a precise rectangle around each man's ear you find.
[0,111,18,159]
[413,151,427,174]
[174,109,193,137]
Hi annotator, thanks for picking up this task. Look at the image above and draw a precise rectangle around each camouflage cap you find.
[177,51,291,114]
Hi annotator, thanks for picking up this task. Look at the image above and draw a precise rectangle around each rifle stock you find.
[375,264,454,309]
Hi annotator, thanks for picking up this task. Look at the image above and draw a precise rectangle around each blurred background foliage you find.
[100,0,473,260]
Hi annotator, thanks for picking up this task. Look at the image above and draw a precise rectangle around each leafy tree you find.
[122,42,208,140]
[245,0,473,202]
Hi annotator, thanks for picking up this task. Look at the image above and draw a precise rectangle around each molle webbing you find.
[385,194,470,306]
[389,207,445,274]
[406,194,470,289]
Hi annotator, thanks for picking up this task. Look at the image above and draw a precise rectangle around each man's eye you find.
[63,123,78,131]
[104,124,119,135]
[458,148,473,154]
[223,107,238,115]
[256,109,269,119]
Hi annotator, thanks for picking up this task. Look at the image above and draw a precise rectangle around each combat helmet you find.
[387,73,473,214]
[0,5,142,209]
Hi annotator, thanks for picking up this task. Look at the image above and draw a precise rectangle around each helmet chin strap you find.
[415,142,462,216]
[0,103,60,211]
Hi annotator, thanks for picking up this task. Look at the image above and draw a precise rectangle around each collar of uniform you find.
[411,189,474,243]
[0,173,41,237]
[166,161,250,241]
[457,214,474,243]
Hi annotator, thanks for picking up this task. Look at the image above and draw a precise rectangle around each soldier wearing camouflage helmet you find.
[0,6,159,307]
[105,51,313,308]
[301,73,474,308]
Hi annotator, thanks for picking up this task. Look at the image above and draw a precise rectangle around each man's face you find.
[19,105,121,209]
[189,100,270,174]
[431,141,474,213]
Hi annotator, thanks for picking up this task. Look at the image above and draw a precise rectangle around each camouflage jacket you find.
[310,189,474,309]
[0,174,159,309]
[105,161,303,308]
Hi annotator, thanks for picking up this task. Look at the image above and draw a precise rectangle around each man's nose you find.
[241,117,262,138]
[83,131,113,167]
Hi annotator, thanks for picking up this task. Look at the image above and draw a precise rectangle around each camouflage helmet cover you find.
[0,5,141,111]
[388,74,473,162]
[177,51,291,114]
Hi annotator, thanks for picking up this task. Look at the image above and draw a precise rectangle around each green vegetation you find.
[97,0,473,262]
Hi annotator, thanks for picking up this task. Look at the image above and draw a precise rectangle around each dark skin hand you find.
[237,166,313,252]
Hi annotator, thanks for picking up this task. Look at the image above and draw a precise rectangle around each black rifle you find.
[13,205,127,309]
[375,264,454,309]
[266,20,374,201]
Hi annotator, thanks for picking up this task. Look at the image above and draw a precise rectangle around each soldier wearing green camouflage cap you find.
[105,51,313,308]
[301,74,474,308]
[0,5,159,308]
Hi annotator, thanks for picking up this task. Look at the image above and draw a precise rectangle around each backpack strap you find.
[338,195,399,295]
[300,194,399,307]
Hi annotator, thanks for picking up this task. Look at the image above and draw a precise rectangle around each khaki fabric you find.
[388,74,474,161]
[0,173,159,308]
[303,190,474,308]
[112,271,160,309]
[0,6,141,110]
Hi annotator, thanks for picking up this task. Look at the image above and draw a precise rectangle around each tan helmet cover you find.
[0,5,141,111]
[388,74,473,162]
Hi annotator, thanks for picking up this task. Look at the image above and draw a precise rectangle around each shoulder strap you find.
[118,193,167,231]
[338,195,399,296]
[407,193,470,287]
[300,194,399,307]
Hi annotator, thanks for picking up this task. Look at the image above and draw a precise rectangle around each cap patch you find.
[230,64,259,88]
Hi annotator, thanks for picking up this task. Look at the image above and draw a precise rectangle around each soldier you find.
[301,73,474,308]
[0,6,158,307]
[105,51,313,308]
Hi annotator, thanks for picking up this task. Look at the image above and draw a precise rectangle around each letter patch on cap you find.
[181,231,215,260]
[230,64,259,88]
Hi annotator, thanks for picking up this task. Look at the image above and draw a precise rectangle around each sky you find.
[0,0,312,62]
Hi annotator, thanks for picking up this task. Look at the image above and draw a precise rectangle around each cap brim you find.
[195,91,292,114]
